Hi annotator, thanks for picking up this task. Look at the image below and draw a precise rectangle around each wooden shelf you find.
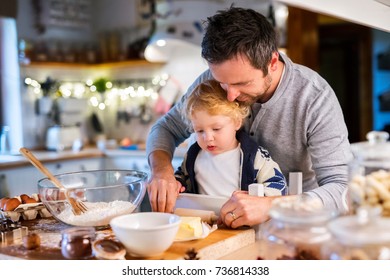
[20,59,164,69]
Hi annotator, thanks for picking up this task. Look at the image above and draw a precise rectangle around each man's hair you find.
[201,6,278,74]
[182,79,249,129]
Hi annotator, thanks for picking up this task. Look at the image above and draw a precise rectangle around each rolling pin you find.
[174,208,218,224]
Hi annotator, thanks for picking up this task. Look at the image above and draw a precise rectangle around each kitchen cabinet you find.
[0,157,103,197]
[103,154,183,175]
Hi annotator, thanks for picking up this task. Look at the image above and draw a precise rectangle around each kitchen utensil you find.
[110,212,181,257]
[37,170,147,228]
[175,193,227,214]
[19,147,87,215]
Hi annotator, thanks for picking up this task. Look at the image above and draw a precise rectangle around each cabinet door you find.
[46,158,103,175]
[0,167,43,197]
[103,156,150,174]
[0,158,103,197]
[103,156,183,174]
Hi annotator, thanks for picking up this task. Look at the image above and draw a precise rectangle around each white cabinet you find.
[103,154,183,175]
[0,158,103,197]
[47,158,103,175]
[103,156,150,174]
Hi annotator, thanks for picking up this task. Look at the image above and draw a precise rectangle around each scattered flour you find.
[57,200,137,227]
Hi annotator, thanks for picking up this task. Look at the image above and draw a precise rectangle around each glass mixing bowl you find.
[38,170,148,228]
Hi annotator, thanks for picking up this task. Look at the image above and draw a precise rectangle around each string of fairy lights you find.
[24,74,170,111]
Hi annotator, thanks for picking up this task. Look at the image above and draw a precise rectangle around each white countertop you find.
[0,146,187,170]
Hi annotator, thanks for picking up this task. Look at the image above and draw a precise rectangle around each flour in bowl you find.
[57,200,137,227]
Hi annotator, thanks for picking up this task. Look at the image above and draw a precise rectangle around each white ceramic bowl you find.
[110,212,180,257]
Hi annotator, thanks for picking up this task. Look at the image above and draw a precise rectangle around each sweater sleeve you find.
[254,147,288,196]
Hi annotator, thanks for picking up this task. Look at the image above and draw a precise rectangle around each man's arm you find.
[145,70,213,212]
[147,150,182,212]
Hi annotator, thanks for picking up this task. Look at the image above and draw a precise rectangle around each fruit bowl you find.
[37,170,148,228]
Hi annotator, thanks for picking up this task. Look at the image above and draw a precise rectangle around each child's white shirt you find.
[194,144,241,197]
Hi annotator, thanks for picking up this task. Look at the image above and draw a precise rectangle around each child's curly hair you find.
[182,79,250,129]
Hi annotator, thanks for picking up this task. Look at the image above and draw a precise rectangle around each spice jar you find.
[61,227,95,259]
[348,131,390,216]
[322,208,390,260]
[259,196,337,260]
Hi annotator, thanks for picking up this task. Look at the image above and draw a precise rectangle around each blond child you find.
[174,79,287,197]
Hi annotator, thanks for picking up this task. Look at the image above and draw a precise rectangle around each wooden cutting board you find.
[0,218,255,260]
[128,227,256,260]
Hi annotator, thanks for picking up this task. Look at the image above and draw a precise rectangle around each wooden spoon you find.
[19,147,87,215]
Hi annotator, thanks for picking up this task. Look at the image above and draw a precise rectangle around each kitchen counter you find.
[0,148,104,169]
[0,217,257,260]
[0,146,187,170]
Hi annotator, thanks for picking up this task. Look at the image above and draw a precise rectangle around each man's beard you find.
[237,74,272,106]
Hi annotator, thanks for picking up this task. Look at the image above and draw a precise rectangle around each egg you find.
[24,197,37,204]
[4,197,21,211]
[31,193,41,202]
[20,194,31,204]
[0,197,10,210]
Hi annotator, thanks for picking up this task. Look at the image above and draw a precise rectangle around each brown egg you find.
[4,197,21,211]
[0,197,10,210]
[20,194,31,204]
[24,197,37,204]
[31,193,41,202]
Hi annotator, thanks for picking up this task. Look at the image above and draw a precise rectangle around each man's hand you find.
[219,191,279,228]
[147,150,184,213]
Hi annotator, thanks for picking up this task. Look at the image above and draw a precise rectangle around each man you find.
[146,7,352,228]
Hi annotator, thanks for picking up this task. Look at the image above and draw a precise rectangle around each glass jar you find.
[61,227,95,259]
[322,208,390,260]
[348,131,390,216]
[259,196,337,260]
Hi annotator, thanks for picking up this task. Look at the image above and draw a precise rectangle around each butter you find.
[176,216,203,240]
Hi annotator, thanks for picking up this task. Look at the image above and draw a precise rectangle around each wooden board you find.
[0,218,255,260]
[128,227,256,260]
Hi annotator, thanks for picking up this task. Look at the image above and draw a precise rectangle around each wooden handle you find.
[19,147,64,190]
